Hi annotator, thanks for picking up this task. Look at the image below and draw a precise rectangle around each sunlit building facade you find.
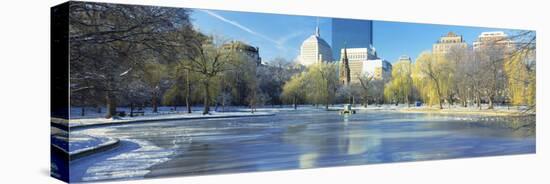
[222,41,262,66]
[363,59,392,81]
[298,26,333,66]
[432,32,468,55]
[338,47,390,84]
[473,31,514,51]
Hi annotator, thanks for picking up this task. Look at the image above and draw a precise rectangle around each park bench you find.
[132,110,145,116]
[116,111,126,117]
[130,107,145,117]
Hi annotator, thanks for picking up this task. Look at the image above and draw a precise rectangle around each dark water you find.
[71,110,535,182]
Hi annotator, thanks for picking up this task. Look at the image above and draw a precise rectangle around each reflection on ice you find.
[299,153,319,169]
[70,110,535,182]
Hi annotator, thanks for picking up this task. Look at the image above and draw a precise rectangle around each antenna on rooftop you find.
[315,18,320,37]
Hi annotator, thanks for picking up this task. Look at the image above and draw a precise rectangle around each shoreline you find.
[328,104,535,117]
[52,111,275,130]
[395,108,534,117]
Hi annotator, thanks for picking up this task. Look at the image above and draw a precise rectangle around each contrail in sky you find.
[200,9,278,44]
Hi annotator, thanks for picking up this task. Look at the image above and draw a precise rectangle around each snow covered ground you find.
[51,129,118,153]
[69,125,183,182]
[325,103,533,116]
[59,104,532,129]
[58,110,274,128]
[70,106,279,119]
[73,139,175,182]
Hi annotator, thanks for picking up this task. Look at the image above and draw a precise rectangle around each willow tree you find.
[384,60,413,107]
[142,62,166,113]
[304,63,339,110]
[505,31,536,111]
[412,52,451,109]
[163,61,200,113]
[504,50,536,107]
[282,73,306,109]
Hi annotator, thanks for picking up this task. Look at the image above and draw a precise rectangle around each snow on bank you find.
[79,139,175,182]
[61,111,274,128]
[51,131,119,160]
[325,104,534,116]
[70,127,180,182]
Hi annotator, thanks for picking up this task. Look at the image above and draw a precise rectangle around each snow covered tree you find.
[69,2,196,118]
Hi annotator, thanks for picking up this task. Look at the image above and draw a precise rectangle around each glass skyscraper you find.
[331,18,373,61]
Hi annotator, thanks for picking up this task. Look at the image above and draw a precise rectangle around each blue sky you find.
[373,21,521,62]
[191,9,331,62]
[190,9,523,63]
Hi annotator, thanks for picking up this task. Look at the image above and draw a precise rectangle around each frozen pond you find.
[69,110,535,182]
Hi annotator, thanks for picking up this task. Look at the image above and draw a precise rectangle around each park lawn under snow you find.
[66,111,274,128]
[60,104,531,128]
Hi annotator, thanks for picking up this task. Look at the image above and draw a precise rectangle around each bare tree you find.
[181,36,241,114]
[357,73,374,107]
[69,2,195,118]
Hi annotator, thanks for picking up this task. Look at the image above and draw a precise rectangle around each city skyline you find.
[192,8,524,64]
[52,2,537,183]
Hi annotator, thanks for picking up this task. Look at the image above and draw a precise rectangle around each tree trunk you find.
[476,92,481,109]
[222,98,225,112]
[434,81,443,109]
[293,96,297,110]
[406,95,410,108]
[364,95,368,108]
[152,92,158,113]
[203,80,210,115]
[448,96,452,108]
[105,91,117,118]
[488,95,494,109]
[81,107,85,117]
[186,69,192,114]
[325,81,330,111]
[130,103,134,117]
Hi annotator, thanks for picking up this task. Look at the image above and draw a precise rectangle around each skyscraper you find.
[298,26,333,66]
[332,18,373,61]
